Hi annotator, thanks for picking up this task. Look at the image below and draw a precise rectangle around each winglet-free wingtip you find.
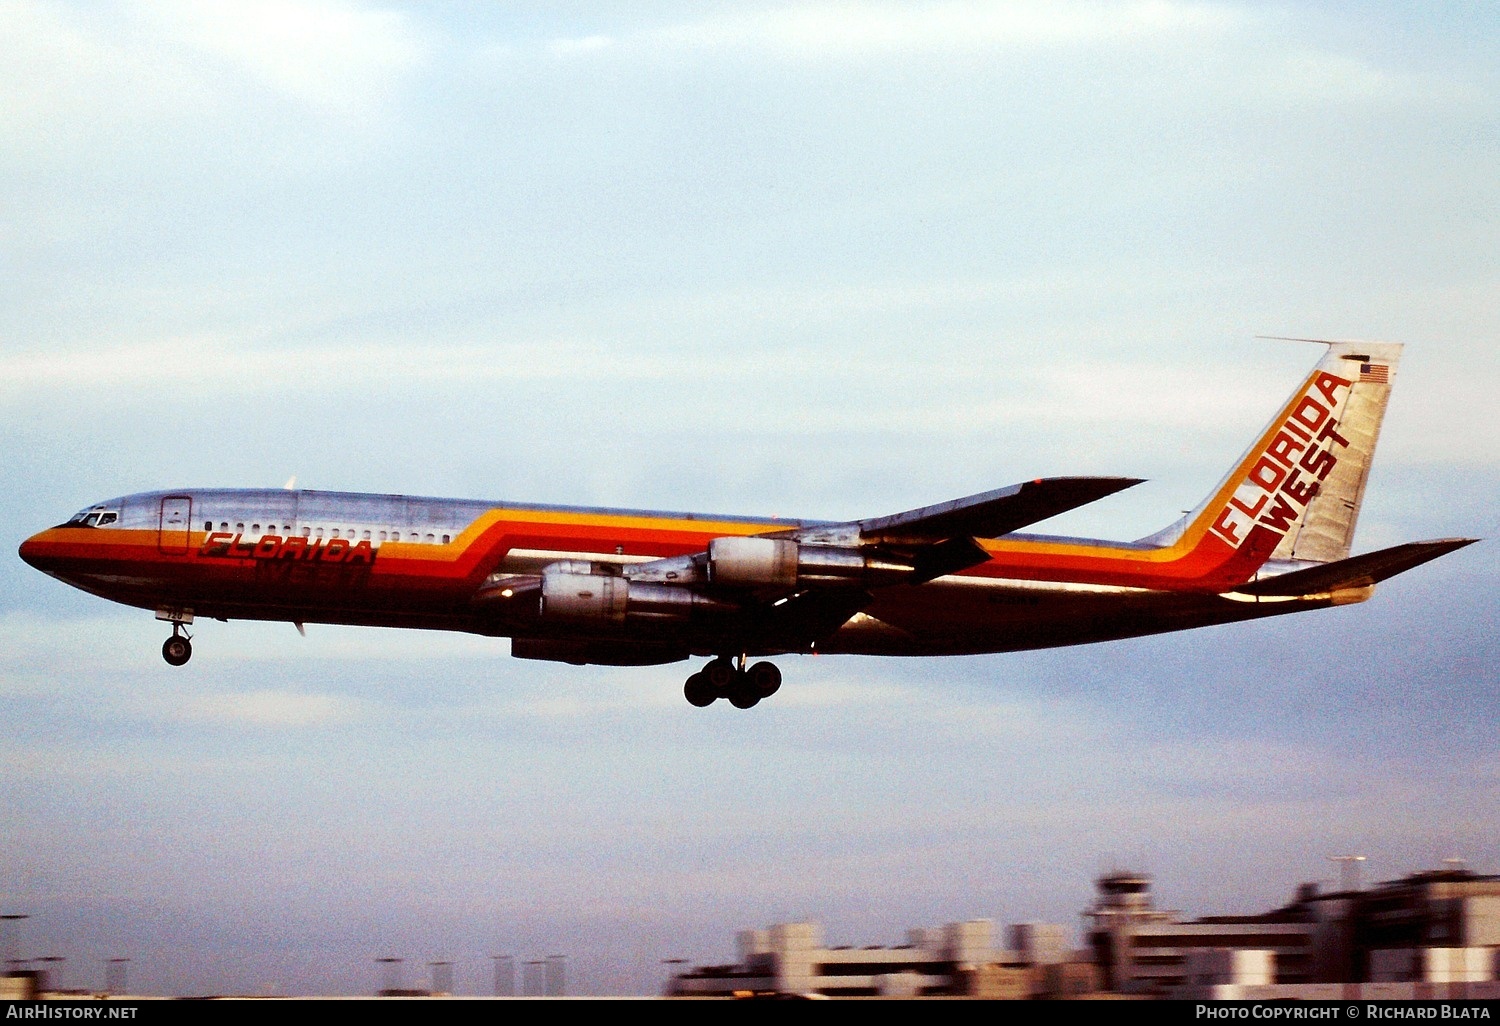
[980,476,1147,535]
[1040,474,1146,504]
[1024,475,1146,507]
[1091,476,1147,495]
[1234,537,1479,597]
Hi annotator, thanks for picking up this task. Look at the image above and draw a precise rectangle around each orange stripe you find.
[30,446,1310,598]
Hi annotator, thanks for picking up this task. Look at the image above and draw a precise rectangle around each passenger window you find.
[425,533,435,543]
[236,523,244,533]
[442,534,450,544]
[252,524,261,534]
[204,521,212,532]
[378,531,387,542]
[331,529,340,539]
[362,530,371,540]
[301,527,311,538]
[315,528,324,539]
[221,522,229,532]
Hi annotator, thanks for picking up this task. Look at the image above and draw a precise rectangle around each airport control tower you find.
[1085,871,1175,991]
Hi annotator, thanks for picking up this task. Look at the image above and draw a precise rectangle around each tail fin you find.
[1141,341,1402,573]
[1268,342,1400,562]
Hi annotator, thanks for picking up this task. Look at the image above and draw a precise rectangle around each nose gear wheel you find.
[161,620,193,666]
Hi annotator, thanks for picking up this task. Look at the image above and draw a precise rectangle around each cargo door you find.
[158,496,192,554]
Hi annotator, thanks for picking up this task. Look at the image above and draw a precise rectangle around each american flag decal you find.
[1360,363,1389,383]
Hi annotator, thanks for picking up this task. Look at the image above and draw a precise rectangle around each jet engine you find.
[539,562,736,623]
[707,536,912,588]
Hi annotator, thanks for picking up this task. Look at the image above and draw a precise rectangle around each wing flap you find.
[1233,538,1477,597]
[749,588,874,649]
[908,535,993,584]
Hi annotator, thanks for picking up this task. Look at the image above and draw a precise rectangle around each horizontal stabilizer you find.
[857,477,1143,543]
[1234,538,1478,597]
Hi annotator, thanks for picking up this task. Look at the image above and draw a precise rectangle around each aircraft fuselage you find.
[18,486,1323,660]
[19,341,1472,708]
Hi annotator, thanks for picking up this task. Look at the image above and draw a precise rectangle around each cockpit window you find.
[66,508,119,527]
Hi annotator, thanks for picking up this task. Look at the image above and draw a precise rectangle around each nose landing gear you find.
[682,656,782,709]
[161,622,193,666]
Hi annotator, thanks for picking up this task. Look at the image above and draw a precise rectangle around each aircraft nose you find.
[18,531,49,571]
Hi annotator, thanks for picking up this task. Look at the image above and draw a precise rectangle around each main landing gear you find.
[683,656,782,709]
[162,622,193,666]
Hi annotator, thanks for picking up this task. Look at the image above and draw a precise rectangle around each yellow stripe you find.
[381,507,778,563]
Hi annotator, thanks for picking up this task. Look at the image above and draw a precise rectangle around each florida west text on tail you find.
[18,342,1476,709]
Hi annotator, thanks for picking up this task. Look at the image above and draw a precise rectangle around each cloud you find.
[641,0,1241,59]
[178,689,354,727]
[144,0,428,110]
[1245,49,1485,108]
[0,0,427,166]
[549,34,614,58]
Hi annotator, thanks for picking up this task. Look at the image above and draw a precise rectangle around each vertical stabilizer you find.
[1268,342,1400,563]
[1138,341,1402,579]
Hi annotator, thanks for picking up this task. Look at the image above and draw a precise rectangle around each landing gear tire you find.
[162,635,192,666]
[687,657,782,709]
[727,678,761,709]
[746,661,782,698]
[702,657,737,693]
[683,671,717,708]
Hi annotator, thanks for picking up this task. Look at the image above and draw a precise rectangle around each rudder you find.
[1267,341,1400,563]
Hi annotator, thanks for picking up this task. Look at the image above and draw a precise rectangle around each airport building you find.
[1086,871,1317,991]
[669,865,1500,998]
[1088,866,1500,997]
[6,863,1499,999]
[666,919,1096,998]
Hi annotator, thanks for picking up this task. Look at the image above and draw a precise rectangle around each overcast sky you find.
[1,0,1496,996]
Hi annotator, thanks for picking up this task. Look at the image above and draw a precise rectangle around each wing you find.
[859,476,1144,581]
[480,477,1144,658]
[854,476,1145,542]
[784,476,1143,582]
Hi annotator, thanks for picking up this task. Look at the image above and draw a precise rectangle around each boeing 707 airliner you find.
[18,341,1474,709]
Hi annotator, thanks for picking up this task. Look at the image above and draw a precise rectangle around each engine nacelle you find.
[539,564,737,624]
[707,536,913,588]
[511,638,687,666]
[708,537,798,587]
[541,570,627,622]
